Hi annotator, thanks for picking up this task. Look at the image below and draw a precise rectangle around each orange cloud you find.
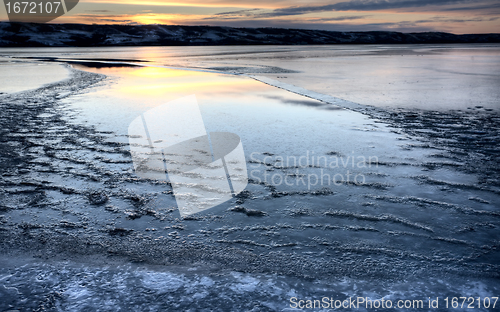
[1,0,498,33]
[82,0,291,9]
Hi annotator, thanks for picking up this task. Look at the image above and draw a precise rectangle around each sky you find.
[1,0,500,34]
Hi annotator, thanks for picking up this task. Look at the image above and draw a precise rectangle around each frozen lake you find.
[2,44,500,111]
[0,60,70,93]
[0,45,499,311]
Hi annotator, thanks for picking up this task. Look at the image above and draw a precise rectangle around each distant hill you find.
[1,22,499,47]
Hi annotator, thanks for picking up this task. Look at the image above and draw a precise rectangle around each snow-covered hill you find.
[1,22,499,47]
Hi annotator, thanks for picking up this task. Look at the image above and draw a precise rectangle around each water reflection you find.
[4,44,498,110]
[64,64,432,197]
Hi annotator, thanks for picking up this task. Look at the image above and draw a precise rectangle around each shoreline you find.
[2,23,500,47]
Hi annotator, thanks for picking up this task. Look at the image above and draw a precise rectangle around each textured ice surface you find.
[0,48,499,310]
[0,255,499,311]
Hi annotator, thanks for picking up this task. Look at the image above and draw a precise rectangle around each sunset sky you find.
[1,0,499,34]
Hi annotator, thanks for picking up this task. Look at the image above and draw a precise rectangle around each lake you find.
[0,44,499,311]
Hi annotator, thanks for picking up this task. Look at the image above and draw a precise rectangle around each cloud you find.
[204,8,265,19]
[214,9,260,16]
[313,15,368,21]
[440,16,499,22]
[410,16,500,23]
[327,0,480,11]
[252,0,498,17]
[442,2,500,12]
[205,10,367,22]
[85,10,111,12]
[447,3,500,10]
[196,11,498,33]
